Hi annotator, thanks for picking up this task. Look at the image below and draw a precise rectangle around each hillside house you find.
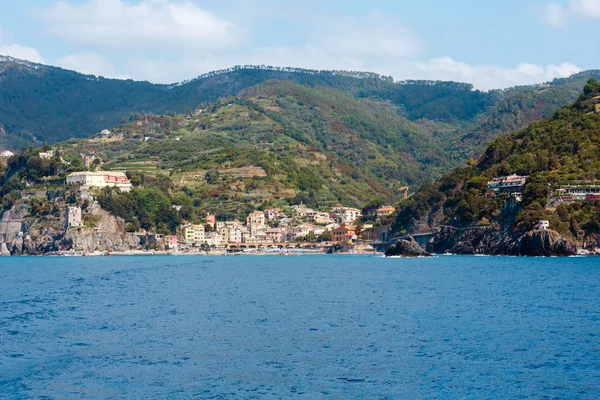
[206,213,216,228]
[39,150,54,159]
[221,225,243,244]
[556,185,600,200]
[265,209,280,220]
[66,171,132,192]
[376,206,395,219]
[487,174,527,194]
[203,232,222,247]
[266,227,285,243]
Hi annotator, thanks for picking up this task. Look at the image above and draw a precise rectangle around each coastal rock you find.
[385,237,431,257]
[327,243,353,254]
[432,226,501,255]
[507,229,577,257]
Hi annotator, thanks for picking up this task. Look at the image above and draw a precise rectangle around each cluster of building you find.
[548,182,600,207]
[175,203,396,251]
[58,168,399,251]
[553,184,600,201]
[180,204,360,249]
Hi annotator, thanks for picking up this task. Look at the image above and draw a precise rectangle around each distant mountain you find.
[390,79,600,254]
[2,54,598,157]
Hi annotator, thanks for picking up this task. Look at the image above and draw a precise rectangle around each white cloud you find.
[37,0,243,51]
[316,12,424,58]
[0,44,46,64]
[57,52,130,79]
[410,58,581,90]
[571,0,600,16]
[542,3,567,27]
[541,0,600,26]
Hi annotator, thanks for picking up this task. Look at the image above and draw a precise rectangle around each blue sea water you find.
[0,255,599,399]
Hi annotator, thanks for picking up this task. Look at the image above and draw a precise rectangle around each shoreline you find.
[1,249,597,257]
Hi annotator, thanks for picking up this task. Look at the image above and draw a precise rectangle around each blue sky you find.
[0,0,598,89]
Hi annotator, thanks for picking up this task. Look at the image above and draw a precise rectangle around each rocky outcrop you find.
[6,200,142,255]
[432,226,501,255]
[507,229,577,257]
[327,243,353,254]
[428,225,578,257]
[385,236,431,257]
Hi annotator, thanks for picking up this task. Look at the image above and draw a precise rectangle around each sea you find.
[0,255,599,399]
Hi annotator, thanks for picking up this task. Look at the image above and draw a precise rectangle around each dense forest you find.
[392,79,600,246]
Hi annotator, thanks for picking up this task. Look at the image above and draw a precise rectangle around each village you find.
[60,169,396,254]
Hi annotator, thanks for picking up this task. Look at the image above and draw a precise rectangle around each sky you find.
[0,0,597,90]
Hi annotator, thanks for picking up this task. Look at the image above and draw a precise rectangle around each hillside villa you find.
[66,171,132,192]
[487,174,527,194]
[376,206,396,220]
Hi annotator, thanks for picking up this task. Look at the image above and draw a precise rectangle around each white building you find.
[265,209,280,220]
[332,206,362,223]
[204,232,222,247]
[247,211,266,234]
[0,150,14,158]
[66,206,82,228]
[66,171,132,192]
[39,150,54,159]
[292,202,316,218]
[221,225,243,244]
[538,220,550,230]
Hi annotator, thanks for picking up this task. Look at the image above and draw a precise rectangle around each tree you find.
[205,169,220,184]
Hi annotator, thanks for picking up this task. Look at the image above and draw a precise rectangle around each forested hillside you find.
[391,79,600,253]
[2,55,599,163]
[21,81,459,220]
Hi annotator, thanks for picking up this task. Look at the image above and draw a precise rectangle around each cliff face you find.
[507,229,577,257]
[430,227,576,256]
[4,198,142,255]
[64,206,141,254]
[431,227,502,255]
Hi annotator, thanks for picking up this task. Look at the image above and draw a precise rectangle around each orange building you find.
[331,224,357,243]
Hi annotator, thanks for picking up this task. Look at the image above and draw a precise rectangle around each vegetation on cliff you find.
[392,79,600,247]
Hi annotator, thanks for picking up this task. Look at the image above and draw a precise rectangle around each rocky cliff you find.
[506,229,577,257]
[2,194,142,255]
[429,226,577,256]
[385,236,431,257]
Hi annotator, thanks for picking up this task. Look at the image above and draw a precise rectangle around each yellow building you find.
[183,224,205,245]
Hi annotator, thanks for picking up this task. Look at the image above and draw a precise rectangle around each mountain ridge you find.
[2,54,599,158]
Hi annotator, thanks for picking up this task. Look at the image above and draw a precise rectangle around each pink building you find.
[164,235,178,252]
[206,213,216,228]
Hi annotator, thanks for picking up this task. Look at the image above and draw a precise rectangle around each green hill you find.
[391,79,600,252]
[32,81,459,218]
[2,54,599,163]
